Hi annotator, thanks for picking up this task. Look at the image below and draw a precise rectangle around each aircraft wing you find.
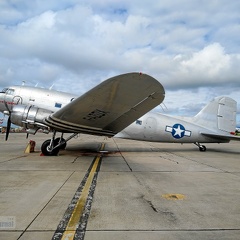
[201,132,240,141]
[44,73,165,136]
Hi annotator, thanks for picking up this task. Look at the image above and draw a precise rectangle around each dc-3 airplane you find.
[0,72,239,155]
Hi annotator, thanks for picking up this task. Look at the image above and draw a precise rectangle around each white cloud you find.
[181,43,230,77]
[0,0,239,122]
[163,43,240,89]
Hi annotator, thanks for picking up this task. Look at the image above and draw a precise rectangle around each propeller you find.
[3,95,22,141]
[5,115,11,141]
[3,94,14,141]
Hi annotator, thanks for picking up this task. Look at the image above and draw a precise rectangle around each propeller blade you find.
[5,116,11,141]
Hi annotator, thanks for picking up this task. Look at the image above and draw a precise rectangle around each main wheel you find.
[54,137,67,150]
[41,139,60,156]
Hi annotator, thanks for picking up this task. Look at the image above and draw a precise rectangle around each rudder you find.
[193,96,237,133]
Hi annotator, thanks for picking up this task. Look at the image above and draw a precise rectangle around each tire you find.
[41,139,60,156]
[199,145,206,152]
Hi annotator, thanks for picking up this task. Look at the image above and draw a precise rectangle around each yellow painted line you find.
[99,143,105,151]
[61,143,105,240]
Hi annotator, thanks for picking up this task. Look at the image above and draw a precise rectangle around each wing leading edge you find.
[44,72,165,136]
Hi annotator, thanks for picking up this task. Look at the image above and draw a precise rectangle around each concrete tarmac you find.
[0,133,240,240]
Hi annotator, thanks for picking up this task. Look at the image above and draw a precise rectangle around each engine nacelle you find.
[11,105,53,133]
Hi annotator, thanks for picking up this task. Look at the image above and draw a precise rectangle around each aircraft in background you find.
[0,72,239,155]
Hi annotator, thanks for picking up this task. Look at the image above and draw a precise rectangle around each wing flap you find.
[105,91,163,133]
[45,73,165,135]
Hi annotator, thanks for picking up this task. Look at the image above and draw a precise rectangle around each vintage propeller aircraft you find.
[0,72,239,155]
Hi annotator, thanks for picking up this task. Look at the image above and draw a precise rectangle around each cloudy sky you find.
[0,0,240,125]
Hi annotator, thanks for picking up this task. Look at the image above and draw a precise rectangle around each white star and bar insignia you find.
[165,123,191,139]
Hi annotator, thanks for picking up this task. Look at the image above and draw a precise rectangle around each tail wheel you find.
[41,139,60,156]
[199,145,206,152]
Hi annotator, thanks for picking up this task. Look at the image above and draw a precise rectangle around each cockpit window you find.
[0,88,14,94]
[0,88,8,93]
[6,89,15,95]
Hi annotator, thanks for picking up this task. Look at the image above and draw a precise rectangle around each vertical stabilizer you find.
[193,96,237,133]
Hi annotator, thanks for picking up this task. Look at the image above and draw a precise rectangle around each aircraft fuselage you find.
[0,86,77,113]
[116,112,229,144]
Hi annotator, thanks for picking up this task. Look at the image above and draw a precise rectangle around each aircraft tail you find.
[193,96,237,133]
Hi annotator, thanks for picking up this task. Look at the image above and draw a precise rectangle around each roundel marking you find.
[171,123,185,139]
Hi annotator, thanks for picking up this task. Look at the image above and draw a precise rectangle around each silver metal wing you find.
[44,72,165,136]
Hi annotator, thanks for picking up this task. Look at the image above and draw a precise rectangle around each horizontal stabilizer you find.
[201,132,240,142]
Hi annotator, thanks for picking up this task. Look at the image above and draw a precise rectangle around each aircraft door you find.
[13,96,23,105]
[144,117,157,140]
[3,89,22,111]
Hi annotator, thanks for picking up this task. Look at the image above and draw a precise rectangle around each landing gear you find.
[54,133,67,150]
[41,130,61,156]
[41,139,60,156]
[199,145,206,152]
[54,138,67,150]
[194,142,207,152]
[41,131,78,156]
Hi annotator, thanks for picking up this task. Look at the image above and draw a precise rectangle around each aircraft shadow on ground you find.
[64,142,240,155]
